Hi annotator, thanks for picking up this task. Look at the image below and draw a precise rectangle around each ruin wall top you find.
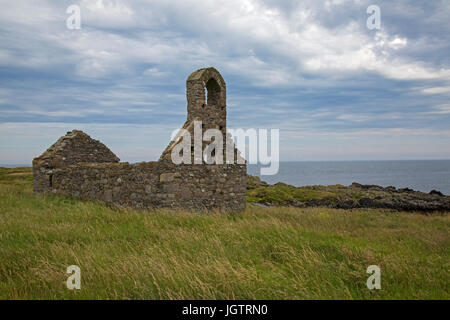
[33,130,120,168]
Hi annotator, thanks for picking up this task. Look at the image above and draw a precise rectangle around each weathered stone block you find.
[160,173,176,182]
[104,190,112,202]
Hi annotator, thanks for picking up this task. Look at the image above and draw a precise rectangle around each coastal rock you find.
[430,190,444,196]
[247,175,450,213]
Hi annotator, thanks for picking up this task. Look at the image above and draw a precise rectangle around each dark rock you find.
[429,190,444,196]
[336,199,358,209]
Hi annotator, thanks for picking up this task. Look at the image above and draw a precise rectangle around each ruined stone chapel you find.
[33,67,247,212]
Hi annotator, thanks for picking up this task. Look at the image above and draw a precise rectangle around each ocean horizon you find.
[3,159,450,195]
[248,160,450,195]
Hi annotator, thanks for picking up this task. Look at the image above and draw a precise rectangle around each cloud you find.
[422,87,450,95]
[0,0,449,162]
[426,104,450,115]
[80,0,135,28]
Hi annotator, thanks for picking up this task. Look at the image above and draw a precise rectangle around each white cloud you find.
[335,113,403,122]
[1,0,449,83]
[422,87,450,95]
[80,0,135,28]
[426,104,450,115]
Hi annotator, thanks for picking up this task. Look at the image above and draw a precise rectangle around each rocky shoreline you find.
[247,175,450,212]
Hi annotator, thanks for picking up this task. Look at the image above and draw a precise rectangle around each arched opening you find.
[205,78,221,106]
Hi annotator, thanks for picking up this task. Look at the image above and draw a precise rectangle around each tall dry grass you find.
[0,167,448,299]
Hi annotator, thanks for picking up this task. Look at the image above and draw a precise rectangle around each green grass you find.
[0,167,449,299]
[247,184,338,204]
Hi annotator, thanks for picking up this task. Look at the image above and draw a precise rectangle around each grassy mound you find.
[0,167,448,299]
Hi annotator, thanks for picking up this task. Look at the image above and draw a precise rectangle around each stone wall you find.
[48,161,246,212]
[33,130,120,194]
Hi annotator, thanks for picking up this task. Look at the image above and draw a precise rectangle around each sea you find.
[3,160,450,195]
[248,160,450,195]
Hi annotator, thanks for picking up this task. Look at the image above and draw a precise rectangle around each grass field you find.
[0,167,448,299]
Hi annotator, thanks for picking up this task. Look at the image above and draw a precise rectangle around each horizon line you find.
[3,158,450,167]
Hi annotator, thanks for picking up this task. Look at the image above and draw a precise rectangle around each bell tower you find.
[186,67,226,136]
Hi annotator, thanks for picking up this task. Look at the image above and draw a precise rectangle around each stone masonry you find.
[33,67,247,212]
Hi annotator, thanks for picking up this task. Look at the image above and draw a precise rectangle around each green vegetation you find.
[0,167,449,299]
[0,166,33,186]
[247,183,338,204]
[246,174,340,205]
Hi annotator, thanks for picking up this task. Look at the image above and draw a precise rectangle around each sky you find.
[1,0,450,164]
